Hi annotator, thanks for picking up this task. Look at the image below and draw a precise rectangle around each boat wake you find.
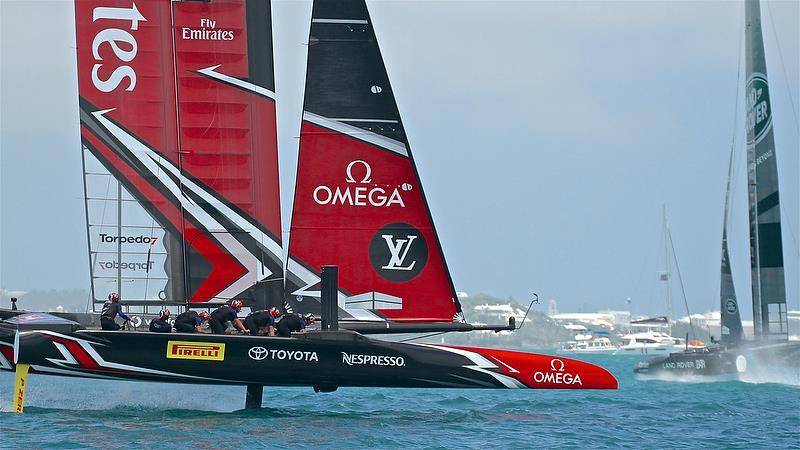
[636,372,739,384]
[636,364,799,387]
[739,370,800,387]
[738,363,800,387]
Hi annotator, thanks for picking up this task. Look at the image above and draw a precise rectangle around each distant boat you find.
[636,0,799,377]
[561,337,617,354]
[560,326,617,354]
[614,317,693,355]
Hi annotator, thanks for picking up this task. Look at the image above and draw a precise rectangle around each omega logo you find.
[313,160,408,208]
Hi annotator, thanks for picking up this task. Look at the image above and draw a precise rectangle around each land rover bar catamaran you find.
[634,0,800,378]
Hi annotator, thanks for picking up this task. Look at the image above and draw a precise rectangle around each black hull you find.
[9,329,618,390]
[634,341,800,378]
[634,348,742,377]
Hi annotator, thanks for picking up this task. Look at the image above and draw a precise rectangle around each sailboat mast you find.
[745,0,788,341]
[116,181,122,299]
[662,205,672,336]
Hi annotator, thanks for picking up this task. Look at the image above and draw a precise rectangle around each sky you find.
[1,0,798,320]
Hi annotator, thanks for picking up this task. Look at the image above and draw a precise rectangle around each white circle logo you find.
[249,346,268,361]
[735,355,747,373]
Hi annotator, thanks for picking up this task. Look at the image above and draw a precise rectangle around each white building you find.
[550,312,616,329]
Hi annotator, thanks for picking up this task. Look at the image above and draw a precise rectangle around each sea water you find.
[0,353,797,449]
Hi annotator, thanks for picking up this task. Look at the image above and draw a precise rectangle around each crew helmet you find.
[269,307,280,318]
[159,308,170,320]
[230,299,244,311]
[303,313,316,324]
[198,311,210,321]
[108,293,120,302]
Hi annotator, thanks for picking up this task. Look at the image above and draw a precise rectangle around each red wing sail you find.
[77,0,283,310]
[286,0,462,323]
[172,0,284,308]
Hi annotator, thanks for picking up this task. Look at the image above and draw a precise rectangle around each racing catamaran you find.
[634,0,799,377]
[4,0,617,411]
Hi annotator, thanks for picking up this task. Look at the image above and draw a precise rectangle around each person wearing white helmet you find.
[100,293,131,331]
[149,308,172,333]
[209,299,249,334]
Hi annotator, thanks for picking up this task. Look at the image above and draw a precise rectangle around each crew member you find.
[174,310,210,333]
[244,307,280,336]
[100,293,130,331]
[276,313,315,338]
[209,300,248,334]
[149,308,172,333]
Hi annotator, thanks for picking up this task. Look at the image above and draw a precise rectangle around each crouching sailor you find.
[244,307,280,336]
[276,313,316,337]
[149,308,172,333]
[174,310,210,333]
[209,300,249,335]
[101,293,130,331]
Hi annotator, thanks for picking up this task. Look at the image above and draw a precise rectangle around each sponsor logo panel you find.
[167,341,225,361]
[247,347,318,362]
[531,358,582,386]
[661,359,706,370]
[89,3,146,93]
[99,233,159,246]
[369,223,428,282]
[96,260,155,272]
[15,377,26,413]
[746,74,772,145]
[313,160,410,208]
[341,352,406,367]
[180,17,235,42]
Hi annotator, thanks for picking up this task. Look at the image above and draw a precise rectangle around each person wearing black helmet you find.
[244,307,280,336]
[100,293,131,331]
[174,310,210,333]
[276,313,316,338]
[209,300,249,334]
[149,308,172,333]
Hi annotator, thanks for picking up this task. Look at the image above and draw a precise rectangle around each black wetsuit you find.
[175,311,203,333]
[244,311,276,336]
[149,318,172,333]
[276,314,307,338]
[100,301,130,330]
[209,306,238,334]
